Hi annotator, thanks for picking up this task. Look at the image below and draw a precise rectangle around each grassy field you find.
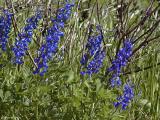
[0,0,160,119]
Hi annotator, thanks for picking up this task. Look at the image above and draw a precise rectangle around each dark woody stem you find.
[133,19,160,44]
[105,2,160,77]
[123,62,160,75]
[123,36,160,75]
[132,35,160,56]
[130,0,154,41]
[116,3,159,56]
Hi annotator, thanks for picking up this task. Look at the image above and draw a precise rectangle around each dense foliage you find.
[0,0,160,119]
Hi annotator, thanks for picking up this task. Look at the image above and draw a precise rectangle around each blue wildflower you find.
[0,10,12,51]
[33,1,74,76]
[12,12,41,64]
[80,27,106,76]
[108,40,133,87]
[82,50,106,75]
[114,82,134,110]
[56,2,74,22]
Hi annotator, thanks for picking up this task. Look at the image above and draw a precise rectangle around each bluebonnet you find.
[80,27,106,76]
[33,1,74,76]
[0,10,13,51]
[12,12,41,64]
[114,82,134,110]
[108,40,133,87]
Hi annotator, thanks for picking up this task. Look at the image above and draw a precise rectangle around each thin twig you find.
[116,4,159,55]
[26,50,38,68]
[123,62,160,75]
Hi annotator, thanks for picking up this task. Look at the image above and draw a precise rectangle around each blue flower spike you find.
[0,10,13,51]
[114,82,134,110]
[80,26,106,76]
[33,1,74,76]
[108,40,133,87]
[12,12,42,64]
